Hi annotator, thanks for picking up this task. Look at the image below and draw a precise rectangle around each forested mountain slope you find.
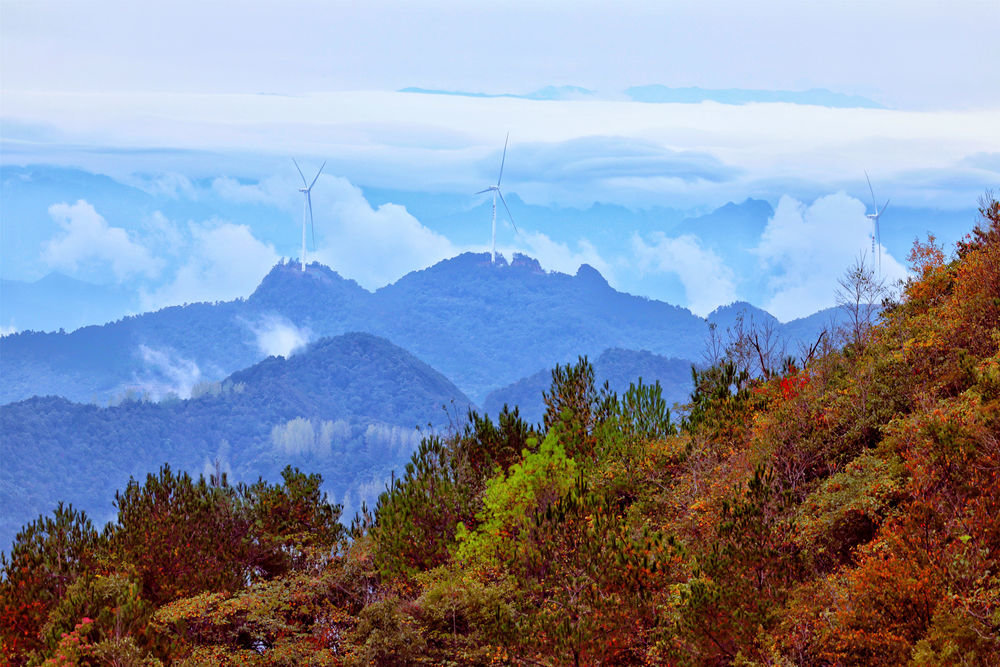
[1,253,838,406]
[0,262,371,405]
[2,198,997,664]
[0,332,471,553]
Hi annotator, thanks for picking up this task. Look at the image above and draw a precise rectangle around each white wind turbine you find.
[865,171,889,273]
[476,133,518,264]
[293,158,325,272]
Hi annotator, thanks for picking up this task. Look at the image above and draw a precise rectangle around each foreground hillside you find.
[2,198,997,665]
[484,347,694,424]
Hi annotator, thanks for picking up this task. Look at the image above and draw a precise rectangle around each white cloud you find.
[41,200,163,281]
[631,232,738,316]
[126,172,197,199]
[211,174,292,207]
[249,314,311,358]
[134,344,202,399]
[140,219,279,309]
[756,193,908,320]
[504,231,615,283]
[5,90,996,212]
[142,211,185,254]
[309,176,458,288]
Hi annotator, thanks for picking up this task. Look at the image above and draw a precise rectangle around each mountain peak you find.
[707,301,779,327]
[575,263,610,288]
[510,253,544,273]
[248,260,368,309]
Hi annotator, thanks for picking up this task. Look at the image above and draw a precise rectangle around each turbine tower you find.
[865,171,889,273]
[476,133,517,264]
[293,159,325,272]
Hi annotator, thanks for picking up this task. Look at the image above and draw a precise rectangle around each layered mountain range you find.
[1,253,844,551]
[1,252,836,405]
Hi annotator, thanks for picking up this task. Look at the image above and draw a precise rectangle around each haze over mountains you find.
[1,253,837,407]
[0,332,471,553]
[1,164,974,333]
[1,253,846,551]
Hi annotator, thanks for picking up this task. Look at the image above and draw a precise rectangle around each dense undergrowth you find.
[2,197,998,665]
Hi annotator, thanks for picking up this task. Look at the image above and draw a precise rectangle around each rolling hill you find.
[0,332,472,552]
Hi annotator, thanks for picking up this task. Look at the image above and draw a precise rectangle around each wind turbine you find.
[865,171,889,273]
[293,158,325,272]
[476,133,517,264]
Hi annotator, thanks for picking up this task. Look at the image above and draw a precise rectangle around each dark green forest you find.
[0,333,471,553]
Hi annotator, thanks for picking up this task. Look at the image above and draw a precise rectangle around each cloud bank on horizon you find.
[3,90,997,214]
[1,0,997,324]
[17,174,909,322]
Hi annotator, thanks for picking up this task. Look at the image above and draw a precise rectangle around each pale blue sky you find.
[3,0,998,108]
[2,0,999,322]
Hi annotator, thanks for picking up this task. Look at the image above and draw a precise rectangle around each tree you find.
[37,573,161,666]
[108,465,254,606]
[372,408,538,579]
[675,467,800,662]
[0,503,100,663]
[542,357,614,460]
[725,312,788,380]
[835,252,889,349]
[243,466,344,577]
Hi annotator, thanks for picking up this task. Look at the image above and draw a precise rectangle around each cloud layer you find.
[250,315,311,358]
[631,232,738,317]
[4,91,996,212]
[756,193,908,320]
[42,200,162,282]
[140,220,280,310]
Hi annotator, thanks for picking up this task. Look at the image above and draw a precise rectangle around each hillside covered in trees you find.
[2,197,998,664]
[0,332,472,552]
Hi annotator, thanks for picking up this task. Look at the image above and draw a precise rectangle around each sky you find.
[2,0,999,323]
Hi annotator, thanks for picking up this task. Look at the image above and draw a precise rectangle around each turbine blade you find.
[293,158,307,186]
[309,161,326,190]
[475,187,493,195]
[497,189,517,234]
[881,199,890,215]
[307,192,316,250]
[497,132,509,186]
[865,170,877,210]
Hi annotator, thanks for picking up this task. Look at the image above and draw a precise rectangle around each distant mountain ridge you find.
[0,273,138,333]
[397,85,883,108]
[1,253,843,406]
[1,257,859,555]
[399,86,596,101]
[625,85,884,108]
